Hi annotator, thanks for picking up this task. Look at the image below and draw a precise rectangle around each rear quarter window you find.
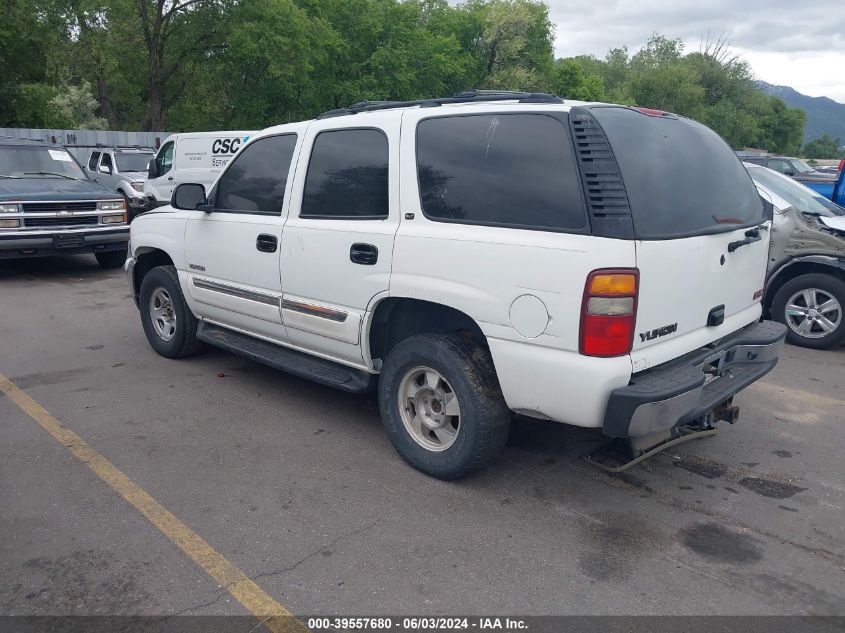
[416,113,588,232]
[592,107,765,239]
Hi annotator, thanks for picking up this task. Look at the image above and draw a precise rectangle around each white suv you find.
[126,91,786,479]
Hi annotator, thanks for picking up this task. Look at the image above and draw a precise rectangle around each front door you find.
[148,140,176,203]
[183,133,301,341]
[280,119,400,366]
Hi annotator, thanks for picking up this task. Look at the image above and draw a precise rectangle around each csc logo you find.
[212,138,242,155]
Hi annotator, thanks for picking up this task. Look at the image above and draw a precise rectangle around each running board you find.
[583,426,718,473]
[196,322,376,393]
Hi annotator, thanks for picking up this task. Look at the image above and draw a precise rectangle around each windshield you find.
[748,164,844,217]
[0,146,86,179]
[115,152,154,173]
[791,159,815,174]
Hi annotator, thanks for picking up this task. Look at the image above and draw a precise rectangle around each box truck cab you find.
[144,131,254,209]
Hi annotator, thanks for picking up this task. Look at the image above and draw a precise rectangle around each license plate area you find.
[53,233,84,249]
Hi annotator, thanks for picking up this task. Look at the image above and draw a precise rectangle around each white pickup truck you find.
[126,91,786,479]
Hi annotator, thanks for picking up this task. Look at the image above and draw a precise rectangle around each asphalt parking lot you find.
[1,255,844,620]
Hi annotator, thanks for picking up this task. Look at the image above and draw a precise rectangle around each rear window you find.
[592,107,765,239]
[416,114,587,232]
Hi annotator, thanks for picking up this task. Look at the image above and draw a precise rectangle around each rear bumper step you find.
[196,322,377,393]
[603,320,787,438]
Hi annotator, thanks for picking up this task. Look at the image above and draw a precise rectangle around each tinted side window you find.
[301,129,388,218]
[215,135,297,214]
[88,152,100,170]
[100,153,113,172]
[768,159,788,174]
[416,114,587,231]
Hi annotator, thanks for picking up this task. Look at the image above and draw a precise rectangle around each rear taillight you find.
[579,269,639,357]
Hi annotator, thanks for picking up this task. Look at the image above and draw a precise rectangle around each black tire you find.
[378,334,511,480]
[771,273,845,350]
[138,265,203,358]
[95,248,127,269]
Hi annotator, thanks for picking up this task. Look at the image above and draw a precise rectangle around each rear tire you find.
[139,265,203,358]
[95,248,127,269]
[771,273,845,349]
[378,334,511,480]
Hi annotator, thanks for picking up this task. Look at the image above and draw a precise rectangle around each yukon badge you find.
[639,323,678,342]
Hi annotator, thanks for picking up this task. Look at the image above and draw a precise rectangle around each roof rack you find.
[317,89,563,119]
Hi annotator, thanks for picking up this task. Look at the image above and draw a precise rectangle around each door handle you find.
[256,233,278,253]
[350,243,378,265]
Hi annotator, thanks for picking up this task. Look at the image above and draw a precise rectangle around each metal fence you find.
[0,127,173,161]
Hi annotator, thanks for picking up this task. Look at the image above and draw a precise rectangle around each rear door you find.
[586,106,771,371]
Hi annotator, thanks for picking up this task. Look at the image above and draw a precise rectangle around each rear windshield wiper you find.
[728,227,762,252]
[22,171,77,180]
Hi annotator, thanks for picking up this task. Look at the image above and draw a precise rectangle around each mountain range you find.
[757,81,845,145]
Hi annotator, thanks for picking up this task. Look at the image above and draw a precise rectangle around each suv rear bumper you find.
[603,320,787,438]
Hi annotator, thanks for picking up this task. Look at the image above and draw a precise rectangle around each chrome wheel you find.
[784,288,842,339]
[149,287,177,341]
[398,366,461,452]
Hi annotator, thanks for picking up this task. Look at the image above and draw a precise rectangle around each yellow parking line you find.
[0,373,307,633]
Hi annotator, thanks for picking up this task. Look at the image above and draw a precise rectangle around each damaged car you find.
[746,162,845,349]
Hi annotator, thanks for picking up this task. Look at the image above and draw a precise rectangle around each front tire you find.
[379,334,511,480]
[138,265,203,358]
[771,273,845,349]
[95,248,127,269]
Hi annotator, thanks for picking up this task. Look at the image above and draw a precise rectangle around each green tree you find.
[554,58,603,100]
[802,134,843,159]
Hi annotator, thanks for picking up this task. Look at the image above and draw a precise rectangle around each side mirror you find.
[784,170,795,177]
[172,183,207,210]
[147,159,159,179]
[99,164,112,175]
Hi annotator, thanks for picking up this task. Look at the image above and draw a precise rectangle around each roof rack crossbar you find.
[317,90,563,119]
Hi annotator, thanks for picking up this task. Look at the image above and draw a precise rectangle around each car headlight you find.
[102,214,127,224]
[0,203,20,213]
[98,200,126,211]
[130,181,144,192]
[0,219,21,228]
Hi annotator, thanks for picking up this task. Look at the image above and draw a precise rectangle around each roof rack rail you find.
[316,89,563,119]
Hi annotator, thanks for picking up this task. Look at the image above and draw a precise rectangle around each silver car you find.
[85,146,156,219]
[746,162,845,349]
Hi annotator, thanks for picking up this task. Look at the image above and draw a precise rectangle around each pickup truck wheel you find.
[95,249,127,269]
[379,334,510,479]
[771,273,845,349]
[139,265,202,358]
